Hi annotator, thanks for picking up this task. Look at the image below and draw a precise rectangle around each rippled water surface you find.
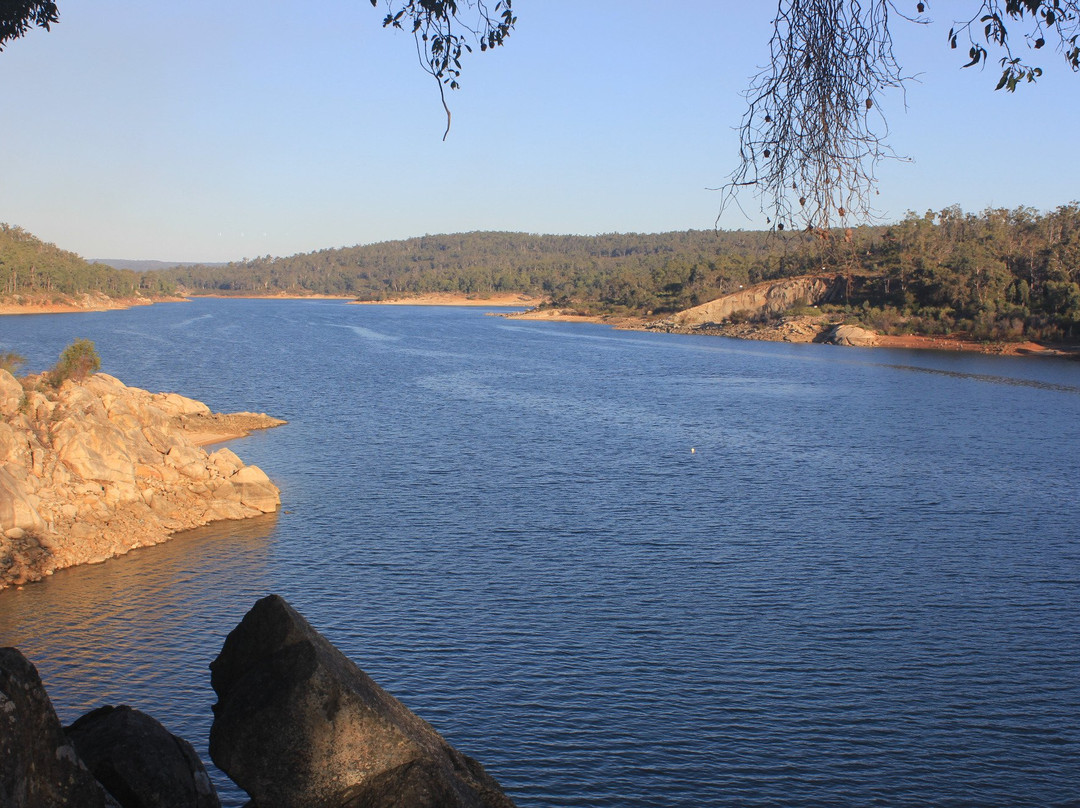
[1,299,1079,806]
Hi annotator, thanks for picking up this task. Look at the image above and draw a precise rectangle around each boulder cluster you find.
[1,595,517,808]
[0,370,281,590]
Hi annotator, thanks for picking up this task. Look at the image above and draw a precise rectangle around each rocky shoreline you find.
[0,292,186,316]
[501,308,1079,357]
[0,370,284,590]
[643,316,1079,356]
[2,595,516,807]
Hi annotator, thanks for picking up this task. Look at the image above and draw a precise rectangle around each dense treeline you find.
[865,205,1080,341]
[166,228,881,313]
[7,205,1078,341]
[166,204,1080,340]
[0,224,175,298]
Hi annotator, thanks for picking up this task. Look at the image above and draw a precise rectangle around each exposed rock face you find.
[0,370,283,590]
[816,323,879,347]
[668,273,850,327]
[209,595,516,808]
[0,647,117,808]
[66,705,221,808]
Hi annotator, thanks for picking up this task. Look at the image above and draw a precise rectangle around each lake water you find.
[1,299,1078,807]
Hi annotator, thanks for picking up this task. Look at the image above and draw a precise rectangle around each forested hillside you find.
[167,205,1080,341]
[0,225,175,298]
[5,205,1078,342]
[166,228,879,312]
[865,205,1080,341]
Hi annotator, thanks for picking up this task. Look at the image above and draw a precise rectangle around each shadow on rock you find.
[210,594,516,808]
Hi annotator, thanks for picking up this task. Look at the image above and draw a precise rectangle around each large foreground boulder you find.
[209,595,516,808]
[66,705,220,808]
[0,647,116,808]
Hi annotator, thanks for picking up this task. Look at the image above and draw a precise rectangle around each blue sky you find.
[1,1,1077,262]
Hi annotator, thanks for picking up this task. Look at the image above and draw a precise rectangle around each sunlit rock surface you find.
[0,370,282,589]
[816,323,880,347]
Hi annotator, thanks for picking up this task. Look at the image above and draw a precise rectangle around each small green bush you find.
[49,339,101,387]
[728,309,755,324]
[786,301,823,317]
[0,351,26,375]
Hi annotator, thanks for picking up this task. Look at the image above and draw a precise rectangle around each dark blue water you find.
[1,299,1078,807]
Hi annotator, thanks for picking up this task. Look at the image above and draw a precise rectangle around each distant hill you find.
[91,259,228,272]
[162,229,850,314]
[163,207,1080,342]
[0,224,176,298]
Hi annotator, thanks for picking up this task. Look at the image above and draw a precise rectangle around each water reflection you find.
[2,301,1079,807]
[0,513,278,724]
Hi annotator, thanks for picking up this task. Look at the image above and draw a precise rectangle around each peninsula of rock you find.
[0,370,284,590]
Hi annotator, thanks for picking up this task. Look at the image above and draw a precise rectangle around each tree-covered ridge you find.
[165,228,879,312]
[868,205,1080,341]
[167,204,1080,342]
[0,224,175,298]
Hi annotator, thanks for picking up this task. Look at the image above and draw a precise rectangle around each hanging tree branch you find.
[722,0,1080,235]
[949,0,1080,90]
[721,0,918,235]
[371,0,516,140]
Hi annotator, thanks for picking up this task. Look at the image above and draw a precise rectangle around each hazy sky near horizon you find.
[1,2,1078,262]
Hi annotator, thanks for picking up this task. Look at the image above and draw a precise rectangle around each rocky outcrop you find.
[209,595,516,808]
[0,292,175,316]
[0,648,118,808]
[815,323,879,347]
[0,370,283,590]
[66,706,220,808]
[2,598,516,808]
[666,273,851,327]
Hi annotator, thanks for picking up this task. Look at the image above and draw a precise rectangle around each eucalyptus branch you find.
[947,0,1080,90]
[371,0,516,139]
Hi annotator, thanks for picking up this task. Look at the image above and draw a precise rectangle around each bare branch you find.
[721,0,919,235]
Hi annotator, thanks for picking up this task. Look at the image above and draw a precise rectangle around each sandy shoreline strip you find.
[351,292,541,307]
[0,296,186,316]
[6,291,1073,358]
[187,293,357,301]
[501,307,1078,358]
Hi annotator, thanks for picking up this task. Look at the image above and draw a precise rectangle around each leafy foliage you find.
[0,1,57,50]
[950,1,1080,91]
[165,229,844,315]
[371,0,515,138]
[0,352,26,374]
[49,338,100,387]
